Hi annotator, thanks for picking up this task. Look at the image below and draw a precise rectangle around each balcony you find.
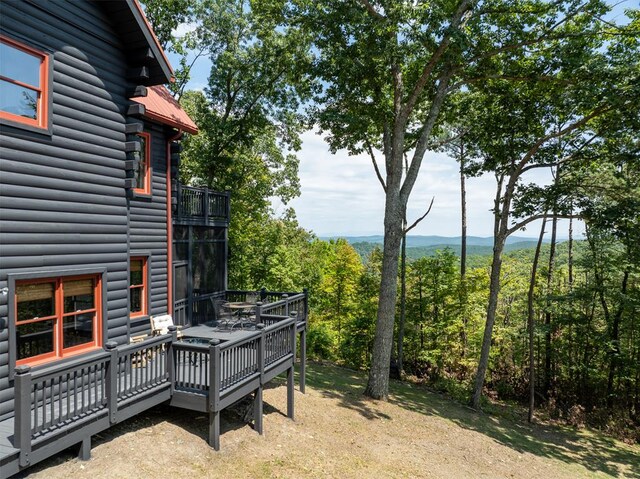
[174,185,230,226]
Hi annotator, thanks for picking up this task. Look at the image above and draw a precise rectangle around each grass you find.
[305,361,640,479]
[23,360,639,479]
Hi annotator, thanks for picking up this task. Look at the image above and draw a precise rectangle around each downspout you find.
[167,129,183,316]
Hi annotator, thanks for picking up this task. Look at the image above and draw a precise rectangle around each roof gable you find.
[101,0,173,85]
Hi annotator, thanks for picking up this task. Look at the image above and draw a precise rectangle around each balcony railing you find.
[174,185,230,226]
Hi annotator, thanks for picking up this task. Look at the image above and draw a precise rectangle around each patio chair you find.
[129,334,151,367]
[245,291,259,303]
[213,299,234,328]
[150,314,184,339]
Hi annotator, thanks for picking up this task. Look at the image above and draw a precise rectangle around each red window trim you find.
[0,35,49,130]
[15,275,103,367]
[134,132,152,195]
[130,256,148,318]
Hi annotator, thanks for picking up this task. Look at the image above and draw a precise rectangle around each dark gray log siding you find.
[129,123,170,336]
[0,1,143,420]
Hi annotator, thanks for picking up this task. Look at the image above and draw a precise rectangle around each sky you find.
[168,1,634,240]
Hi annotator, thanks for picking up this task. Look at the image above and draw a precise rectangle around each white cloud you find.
[288,130,586,239]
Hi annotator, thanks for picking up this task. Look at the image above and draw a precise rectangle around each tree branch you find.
[400,66,455,203]
[400,0,474,123]
[405,196,435,234]
[515,105,610,174]
[355,0,385,20]
[508,213,580,236]
[366,139,387,192]
[519,134,598,175]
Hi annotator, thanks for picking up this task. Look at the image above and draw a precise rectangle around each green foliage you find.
[306,314,336,361]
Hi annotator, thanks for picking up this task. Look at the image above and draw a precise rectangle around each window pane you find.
[173,243,188,262]
[173,226,189,241]
[63,313,94,348]
[130,259,143,285]
[63,278,95,313]
[17,320,54,360]
[17,282,55,321]
[0,80,37,119]
[135,135,148,190]
[0,42,41,86]
[174,264,188,301]
[192,242,224,294]
[130,287,142,313]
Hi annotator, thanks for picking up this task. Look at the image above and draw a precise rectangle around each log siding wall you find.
[129,123,170,336]
[0,1,171,420]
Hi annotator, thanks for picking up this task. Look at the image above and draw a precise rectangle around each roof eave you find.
[126,0,173,85]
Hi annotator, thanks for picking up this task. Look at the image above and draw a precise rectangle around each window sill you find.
[1,118,52,137]
[130,190,153,200]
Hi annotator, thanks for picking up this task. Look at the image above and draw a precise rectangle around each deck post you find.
[282,294,289,316]
[78,436,91,461]
[303,288,309,321]
[203,188,210,223]
[208,411,220,451]
[288,317,296,419]
[208,339,221,450]
[168,325,178,394]
[14,365,32,467]
[300,328,307,394]
[255,302,262,325]
[253,387,263,435]
[104,341,119,424]
[255,324,265,434]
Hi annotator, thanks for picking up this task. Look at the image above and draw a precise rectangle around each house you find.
[0,1,307,476]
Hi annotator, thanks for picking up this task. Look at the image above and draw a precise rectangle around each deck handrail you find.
[22,349,110,384]
[13,333,176,467]
[175,185,230,225]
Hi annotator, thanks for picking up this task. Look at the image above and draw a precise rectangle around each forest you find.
[142,0,639,442]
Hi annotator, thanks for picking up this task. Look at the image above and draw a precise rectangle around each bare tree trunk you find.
[472,172,508,410]
[472,234,506,409]
[460,154,467,278]
[397,225,407,374]
[544,212,558,398]
[460,154,468,357]
[568,214,574,287]
[528,217,547,422]
[365,197,403,400]
[607,269,629,409]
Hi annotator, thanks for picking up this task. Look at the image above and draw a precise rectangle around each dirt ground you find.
[18,363,640,479]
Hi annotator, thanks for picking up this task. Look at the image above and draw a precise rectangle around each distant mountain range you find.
[320,235,560,260]
[320,235,551,247]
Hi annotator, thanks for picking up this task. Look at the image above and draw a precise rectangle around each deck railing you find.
[172,318,296,400]
[175,185,230,226]
[115,335,173,403]
[13,332,175,468]
[225,289,308,326]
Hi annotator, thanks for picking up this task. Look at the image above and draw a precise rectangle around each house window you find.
[134,132,151,194]
[0,35,49,130]
[15,275,102,366]
[130,257,148,317]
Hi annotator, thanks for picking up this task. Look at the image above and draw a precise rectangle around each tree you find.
[459,12,639,407]
[290,0,625,400]
[527,216,547,422]
[317,239,364,352]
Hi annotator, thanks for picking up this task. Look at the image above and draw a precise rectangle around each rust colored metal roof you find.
[133,85,198,134]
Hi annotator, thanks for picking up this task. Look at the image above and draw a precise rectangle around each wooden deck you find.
[1,312,306,477]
